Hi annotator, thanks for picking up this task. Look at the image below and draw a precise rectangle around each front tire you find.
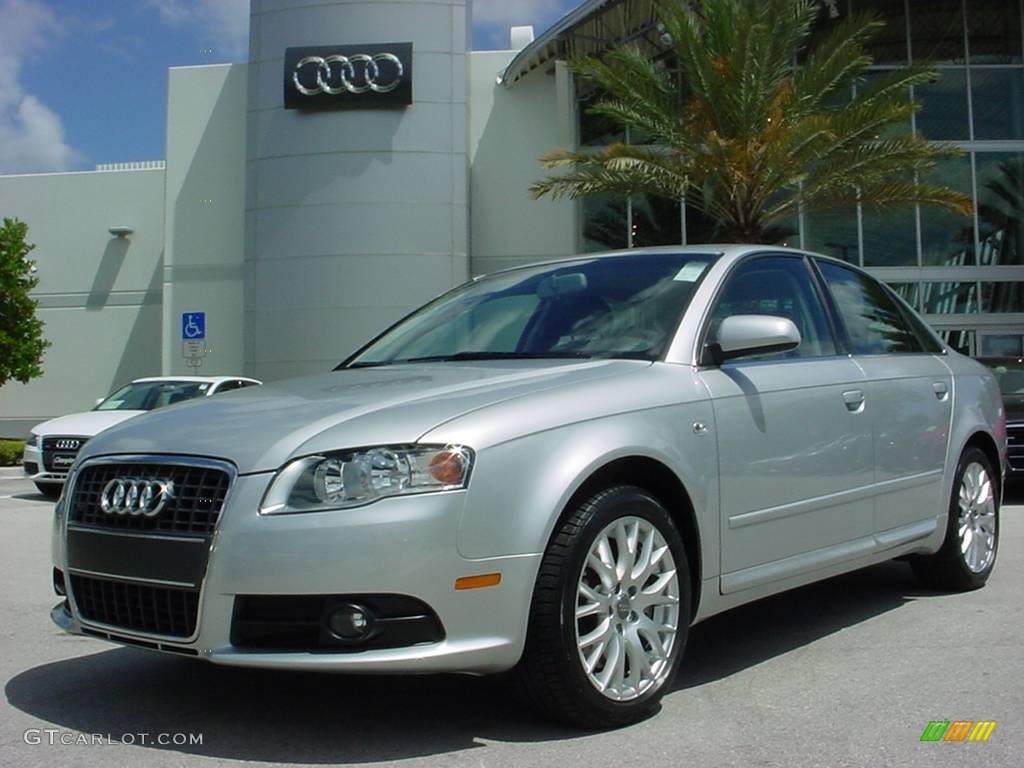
[34,482,62,500]
[518,485,691,729]
[911,446,999,591]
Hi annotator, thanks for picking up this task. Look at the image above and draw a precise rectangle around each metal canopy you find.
[498,0,662,87]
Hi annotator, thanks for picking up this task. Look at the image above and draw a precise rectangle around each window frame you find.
[697,252,843,367]
[810,257,943,356]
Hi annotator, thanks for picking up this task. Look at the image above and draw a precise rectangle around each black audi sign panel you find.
[284,43,413,110]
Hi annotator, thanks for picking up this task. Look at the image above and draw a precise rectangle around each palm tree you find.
[531,0,973,243]
[978,157,1024,267]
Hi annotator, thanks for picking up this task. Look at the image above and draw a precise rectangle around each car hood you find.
[77,360,649,474]
[33,409,145,437]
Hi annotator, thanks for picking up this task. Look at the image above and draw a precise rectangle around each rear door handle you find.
[933,382,949,400]
[843,389,865,411]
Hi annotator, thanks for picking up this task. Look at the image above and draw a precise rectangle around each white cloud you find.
[148,0,249,60]
[0,0,84,174]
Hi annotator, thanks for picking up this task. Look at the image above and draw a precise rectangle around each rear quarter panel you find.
[933,352,1006,550]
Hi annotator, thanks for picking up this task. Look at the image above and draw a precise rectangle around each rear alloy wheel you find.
[34,482,62,500]
[911,447,999,591]
[519,485,690,729]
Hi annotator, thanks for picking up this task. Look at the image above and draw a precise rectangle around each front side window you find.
[345,253,719,367]
[817,261,923,354]
[708,255,837,360]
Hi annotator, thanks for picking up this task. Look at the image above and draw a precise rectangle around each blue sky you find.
[0,0,578,174]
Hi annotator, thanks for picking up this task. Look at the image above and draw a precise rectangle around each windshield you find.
[344,252,718,367]
[94,381,210,411]
[981,359,1024,396]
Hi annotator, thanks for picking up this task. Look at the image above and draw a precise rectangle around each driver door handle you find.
[842,389,865,412]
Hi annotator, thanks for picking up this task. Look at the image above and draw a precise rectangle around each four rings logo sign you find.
[100,479,175,518]
[55,439,82,450]
[284,43,413,110]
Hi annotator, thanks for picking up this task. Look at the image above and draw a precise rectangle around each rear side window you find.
[816,261,922,354]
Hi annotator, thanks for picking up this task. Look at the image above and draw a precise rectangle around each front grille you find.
[42,435,89,472]
[69,462,230,534]
[1007,423,1024,471]
[70,574,199,638]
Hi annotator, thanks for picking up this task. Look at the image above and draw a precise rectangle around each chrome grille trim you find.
[63,454,237,644]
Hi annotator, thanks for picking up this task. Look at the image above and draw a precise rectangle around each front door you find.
[699,255,875,594]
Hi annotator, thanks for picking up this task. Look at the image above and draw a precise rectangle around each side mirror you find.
[711,314,801,363]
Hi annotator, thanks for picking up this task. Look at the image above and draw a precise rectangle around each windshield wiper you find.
[396,351,593,364]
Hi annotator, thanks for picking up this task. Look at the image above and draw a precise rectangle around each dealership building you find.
[1,0,1022,436]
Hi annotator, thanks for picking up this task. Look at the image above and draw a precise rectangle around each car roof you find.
[129,376,262,384]
[475,244,855,280]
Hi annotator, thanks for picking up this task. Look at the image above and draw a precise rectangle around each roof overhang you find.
[498,0,662,87]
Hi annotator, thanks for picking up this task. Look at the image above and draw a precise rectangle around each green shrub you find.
[0,440,25,466]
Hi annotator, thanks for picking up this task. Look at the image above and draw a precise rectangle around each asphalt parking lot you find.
[1,467,1021,768]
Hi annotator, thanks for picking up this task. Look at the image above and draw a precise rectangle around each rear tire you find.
[34,482,62,500]
[518,485,690,729]
[911,447,999,591]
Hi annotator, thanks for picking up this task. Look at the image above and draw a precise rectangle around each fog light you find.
[326,604,374,640]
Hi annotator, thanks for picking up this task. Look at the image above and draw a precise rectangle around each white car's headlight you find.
[25,433,40,448]
[260,444,473,515]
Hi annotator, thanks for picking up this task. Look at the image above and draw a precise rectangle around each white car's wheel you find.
[34,482,62,500]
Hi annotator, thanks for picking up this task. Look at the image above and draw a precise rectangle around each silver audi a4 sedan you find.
[51,246,1005,728]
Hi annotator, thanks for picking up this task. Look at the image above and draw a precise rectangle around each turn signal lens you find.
[430,450,467,485]
[454,573,502,590]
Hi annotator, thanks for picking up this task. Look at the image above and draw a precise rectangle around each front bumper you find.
[52,470,540,675]
[23,441,78,484]
[23,443,68,484]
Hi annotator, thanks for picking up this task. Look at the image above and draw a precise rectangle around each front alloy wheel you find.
[519,485,691,729]
[575,516,681,702]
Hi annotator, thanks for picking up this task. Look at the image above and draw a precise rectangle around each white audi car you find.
[24,376,261,498]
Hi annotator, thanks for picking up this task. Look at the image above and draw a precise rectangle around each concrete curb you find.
[0,467,26,479]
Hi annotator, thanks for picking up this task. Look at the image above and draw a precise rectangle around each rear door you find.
[698,254,875,594]
[814,261,953,543]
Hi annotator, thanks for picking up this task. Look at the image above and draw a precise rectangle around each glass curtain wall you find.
[578,0,1024,355]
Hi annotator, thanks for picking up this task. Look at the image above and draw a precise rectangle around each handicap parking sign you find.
[182,312,206,340]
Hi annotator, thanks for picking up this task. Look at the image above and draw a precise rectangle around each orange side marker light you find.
[454,573,502,590]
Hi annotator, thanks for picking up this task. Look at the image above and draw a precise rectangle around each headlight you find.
[25,433,39,448]
[260,444,473,515]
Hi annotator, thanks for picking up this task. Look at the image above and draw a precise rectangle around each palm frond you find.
[794,11,882,110]
[532,0,969,242]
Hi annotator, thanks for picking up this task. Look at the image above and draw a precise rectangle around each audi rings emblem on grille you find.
[55,439,82,450]
[293,53,404,96]
[99,479,175,518]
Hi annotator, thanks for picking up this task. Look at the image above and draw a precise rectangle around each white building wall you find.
[162,64,248,377]
[0,169,165,437]
[469,52,577,276]
[244,0,471,382]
